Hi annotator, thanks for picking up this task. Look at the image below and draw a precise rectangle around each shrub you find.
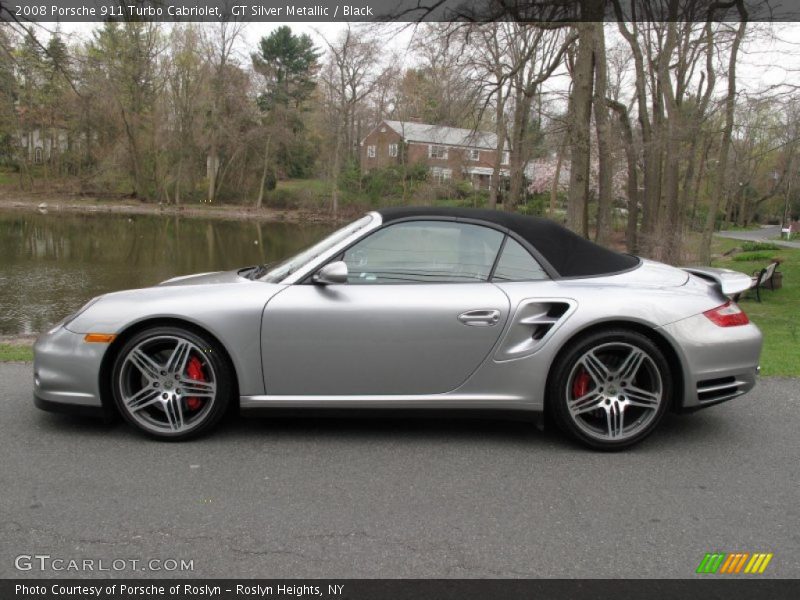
[732,251,776,262]
[265,187,300,209]
[264,168,277,192]
[453,180,474,199]
[406,161,430,182]
[741,241,778,252]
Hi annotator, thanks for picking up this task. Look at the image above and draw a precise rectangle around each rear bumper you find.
[659,314,762,411]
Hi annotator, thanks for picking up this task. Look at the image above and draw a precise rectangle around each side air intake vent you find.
[495,299,575,361]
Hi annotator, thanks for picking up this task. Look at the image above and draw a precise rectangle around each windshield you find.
[260,214,374,283]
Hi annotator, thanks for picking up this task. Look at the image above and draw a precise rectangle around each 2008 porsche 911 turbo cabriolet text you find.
[34,207,762,449]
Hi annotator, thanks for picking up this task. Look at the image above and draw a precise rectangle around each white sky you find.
[35,20,800,97]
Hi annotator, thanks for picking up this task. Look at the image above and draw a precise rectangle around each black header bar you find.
[1,0,797,23]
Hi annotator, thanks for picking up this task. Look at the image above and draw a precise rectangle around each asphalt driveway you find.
[0,362,798,578]
[716,225,800,249]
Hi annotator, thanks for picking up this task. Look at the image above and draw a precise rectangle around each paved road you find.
[1,362,798,579]
[716,225,800,249]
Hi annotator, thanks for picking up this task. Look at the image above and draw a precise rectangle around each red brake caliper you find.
[184,355,206,411]
[572,368,591,399]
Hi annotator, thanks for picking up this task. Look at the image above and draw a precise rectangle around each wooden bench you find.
[744,261,780,302]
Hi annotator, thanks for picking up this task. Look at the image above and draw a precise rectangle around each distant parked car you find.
[34,208,762,450]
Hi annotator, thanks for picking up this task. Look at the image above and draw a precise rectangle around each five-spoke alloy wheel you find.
[549,329,672,450]
[111,326,232,440]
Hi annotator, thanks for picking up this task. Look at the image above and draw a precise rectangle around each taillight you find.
[703,301,750,327]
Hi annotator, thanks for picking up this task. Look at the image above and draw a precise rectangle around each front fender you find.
[65,281,286,396]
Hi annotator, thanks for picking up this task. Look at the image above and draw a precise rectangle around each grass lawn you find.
[277,178,331,195]
[713,238,800,376]
[0,344,34,362]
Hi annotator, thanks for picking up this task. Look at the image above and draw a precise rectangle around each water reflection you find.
[0,211,331,335]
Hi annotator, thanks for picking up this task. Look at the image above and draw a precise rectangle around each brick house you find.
[360,119,509,190]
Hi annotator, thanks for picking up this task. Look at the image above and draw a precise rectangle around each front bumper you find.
[33,326,109,416]
[659,313,762,411]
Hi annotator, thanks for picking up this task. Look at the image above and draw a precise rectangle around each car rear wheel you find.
[111,326,232,440]
[549,329,672,450]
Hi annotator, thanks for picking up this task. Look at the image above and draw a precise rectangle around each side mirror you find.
[313,261,348,285]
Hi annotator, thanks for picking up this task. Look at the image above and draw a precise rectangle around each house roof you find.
[378,207,640,278]
[382,120,499,150]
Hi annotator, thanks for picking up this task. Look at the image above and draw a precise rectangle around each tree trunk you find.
[614,13,657,256]
[489,85,507,210]
[549,138,567,218]
[566,22,594,237]
[330,123,343,217]
[608,99,638,253]
[207,149,219,204]
[700,18,747,264]
[256,135,272,209]
[174,159,182,206]
[120,107,145,200]
[593,23,613,246]
[508,87,532,211]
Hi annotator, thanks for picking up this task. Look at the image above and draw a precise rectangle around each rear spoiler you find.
[682,266,752,296]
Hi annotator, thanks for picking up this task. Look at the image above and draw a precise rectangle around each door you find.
[261,220,511,396]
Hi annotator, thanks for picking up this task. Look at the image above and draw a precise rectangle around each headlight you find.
[61,296,103,329]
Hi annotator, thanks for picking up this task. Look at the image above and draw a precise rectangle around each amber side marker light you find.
[84,333,117,343]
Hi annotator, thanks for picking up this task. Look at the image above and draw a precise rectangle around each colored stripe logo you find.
[696,552,773,574]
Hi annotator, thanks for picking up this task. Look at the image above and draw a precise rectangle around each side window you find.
[492,237,548,282]
[343,221,504,284]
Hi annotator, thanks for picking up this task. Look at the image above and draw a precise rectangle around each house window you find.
[429,145,448,160]
[367,145,376,158]
[389,143,398,157]
[430,167,452,184]
[501,151,510,165]
[34,147,43,164]
[468,149,480,161]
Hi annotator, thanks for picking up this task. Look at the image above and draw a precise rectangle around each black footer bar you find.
[4,579,800,600]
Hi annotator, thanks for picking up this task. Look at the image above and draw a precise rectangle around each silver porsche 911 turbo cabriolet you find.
[34,207,762,449]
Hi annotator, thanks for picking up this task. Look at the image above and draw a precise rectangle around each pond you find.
[0,209,331,336]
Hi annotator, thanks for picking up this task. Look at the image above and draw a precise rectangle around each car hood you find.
[159,270,248,286]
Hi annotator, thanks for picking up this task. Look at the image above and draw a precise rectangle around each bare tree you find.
[700,10,748,264]
[201,21,247,204]
[319,25,393,215]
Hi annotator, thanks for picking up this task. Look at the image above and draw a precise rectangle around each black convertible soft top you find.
[378,207,640,278]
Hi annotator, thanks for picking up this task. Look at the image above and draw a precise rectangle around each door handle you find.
[458,309,501,327]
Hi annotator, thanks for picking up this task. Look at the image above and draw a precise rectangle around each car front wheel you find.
[111,326,232,440]
[549,329,672,450]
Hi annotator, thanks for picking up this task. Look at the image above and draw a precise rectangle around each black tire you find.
[548,329,672,451]
[110,326,233,441]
